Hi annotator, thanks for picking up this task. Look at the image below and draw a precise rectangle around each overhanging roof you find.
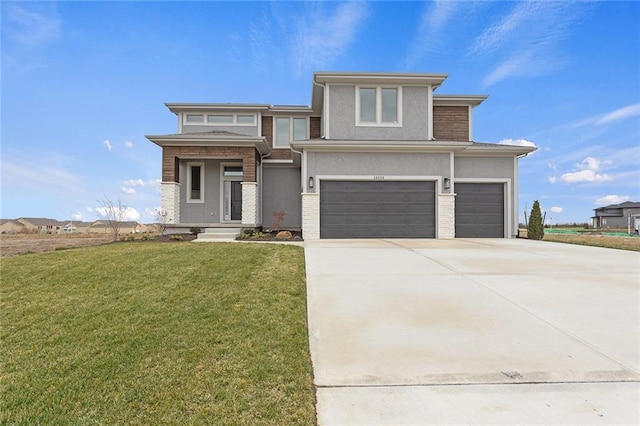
[145,131,270,155]
[434,95,488,107]
[291,139,537,156]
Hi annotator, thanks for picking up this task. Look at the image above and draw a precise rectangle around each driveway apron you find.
[304,239,640,425]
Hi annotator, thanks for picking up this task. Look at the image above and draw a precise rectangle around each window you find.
[223,166,243,177]
[274,117,307,147]
[186,114,204,123]
[187,162,204,203]
[183,114,256,126]
[237,115,254,124]
[207,115,233,124]
[357,86,401,126]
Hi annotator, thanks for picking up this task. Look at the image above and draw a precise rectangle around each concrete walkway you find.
[304,239,640,425]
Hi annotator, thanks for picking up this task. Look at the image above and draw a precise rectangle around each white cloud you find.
[549,176,557,184]
[91,206,141,221]
[596,195,630,206]
[124,140,134,148]
[472,2,583,86]
[292,1,370,75]
[71,211,84,221]
[121,187,136,194]
[596,103,640,125]
[572,103,640,128]
[1,152,86,195]
[550,206,563,213]
[498,138,537,148]
[5,4,61,48]
[123,179,145,187]
[560,156,612,183]
[103,139,113,151]
[401,1,462,69]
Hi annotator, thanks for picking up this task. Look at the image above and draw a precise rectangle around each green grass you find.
[1,243,316,425]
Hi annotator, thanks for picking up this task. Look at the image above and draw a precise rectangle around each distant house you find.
[16,218,63,234]
[0,219,26,234]
[89,221,145,234]
[591,201,640,231]
[62,221,93,233]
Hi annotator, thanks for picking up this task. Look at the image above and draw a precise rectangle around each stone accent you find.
[433,106,469,141]
[161,181,181,224]
[302,193,320,240]
[438,193,456,239]
[241,182,259,226]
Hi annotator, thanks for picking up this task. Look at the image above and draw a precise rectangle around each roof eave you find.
[314,72,449,88]
[291,139,472,152]
[145,135,270,155]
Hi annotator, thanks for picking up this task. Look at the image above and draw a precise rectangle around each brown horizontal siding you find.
[162,146,258,182]
[433,106,469,141]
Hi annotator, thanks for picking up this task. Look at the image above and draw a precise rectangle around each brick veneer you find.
[433,106,469,141]
[162,146,258,182]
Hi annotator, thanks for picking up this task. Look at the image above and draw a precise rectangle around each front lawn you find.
[1,243,316,424]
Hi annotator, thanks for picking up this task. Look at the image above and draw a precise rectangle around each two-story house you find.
[146,72,536,240]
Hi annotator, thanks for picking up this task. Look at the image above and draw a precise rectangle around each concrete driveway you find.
[304,239,640,425]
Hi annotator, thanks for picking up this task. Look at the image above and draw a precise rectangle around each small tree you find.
[527,200,544,240]
[155,208,168,236]
[271,210,287,232]
[99,195,129,241]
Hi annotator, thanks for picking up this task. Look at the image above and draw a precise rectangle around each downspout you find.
[312,77,326,139]
[259,149,271,227]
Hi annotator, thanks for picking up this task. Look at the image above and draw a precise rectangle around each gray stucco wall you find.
[306,152,451,193]
[328,85,430,140]
[182,124,258,136]
[454,156,514,180]
[179,159,222,223]
[262,166,302,230]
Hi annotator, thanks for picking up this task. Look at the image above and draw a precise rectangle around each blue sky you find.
[2,0,639,224]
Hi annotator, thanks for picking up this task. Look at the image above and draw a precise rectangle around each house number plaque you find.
[373,176,385,180]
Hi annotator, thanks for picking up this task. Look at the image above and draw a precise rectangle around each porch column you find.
[437,193,455,239]
[241,182,258,226]
[302,192,320,240]
[161,182,180,224]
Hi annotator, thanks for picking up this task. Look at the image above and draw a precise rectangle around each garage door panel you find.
[320,180,435,239]
[455,183,504,238]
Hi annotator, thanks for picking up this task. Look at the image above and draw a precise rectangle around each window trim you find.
[355,86,402,127]
[182,113,257,126]
[186,162,205,203]
[273,116,308,149]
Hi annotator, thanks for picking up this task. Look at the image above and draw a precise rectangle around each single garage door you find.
[455,183,504,238]
[320,180,435,238]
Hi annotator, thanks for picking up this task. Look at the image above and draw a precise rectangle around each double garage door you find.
[320,180,435,238]
[319,180,505,239]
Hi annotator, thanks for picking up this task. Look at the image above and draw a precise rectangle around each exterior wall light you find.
[309,176,315,189]
[443,178,451,190]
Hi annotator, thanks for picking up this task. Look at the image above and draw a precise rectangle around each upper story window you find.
[183,113,256,126]
[187,162,204,203]
[274,117,308,148]
[356,86,402,126]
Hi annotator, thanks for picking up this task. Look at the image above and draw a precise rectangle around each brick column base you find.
[302,193,320,240]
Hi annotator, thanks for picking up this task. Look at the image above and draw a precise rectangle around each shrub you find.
[169,234,183,241]
[141,233,153,241]
[528,200,544,240]
[189,227,202,235]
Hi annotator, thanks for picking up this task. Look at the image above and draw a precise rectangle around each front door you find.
[231,181,242,221]
[222,164,243,222]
